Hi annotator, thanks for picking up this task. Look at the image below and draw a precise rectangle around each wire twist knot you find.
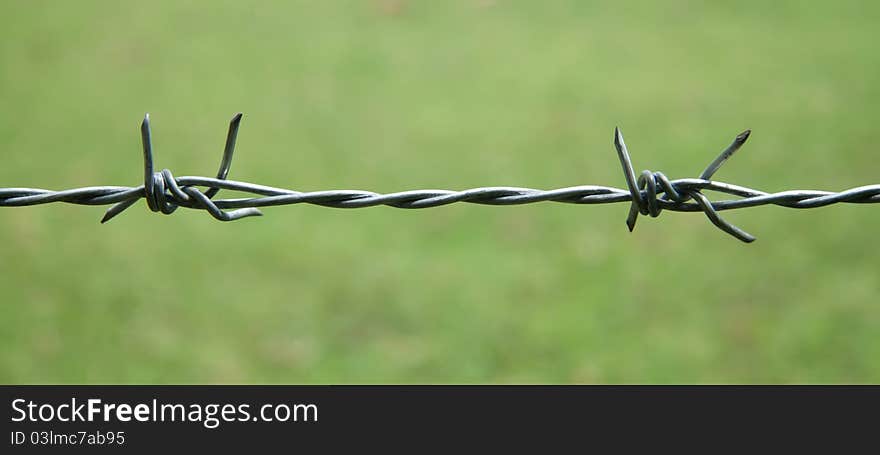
[101,113,262,223]
[614,127,756,243]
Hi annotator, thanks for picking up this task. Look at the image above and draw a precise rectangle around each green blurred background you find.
[1,1,878,383]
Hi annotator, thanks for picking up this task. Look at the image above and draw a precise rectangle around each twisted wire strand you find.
[1,113,878,243]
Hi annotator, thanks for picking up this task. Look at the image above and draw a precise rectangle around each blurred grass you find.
[0,0,878,383]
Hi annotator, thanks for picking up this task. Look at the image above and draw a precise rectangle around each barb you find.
[1,114,878,243]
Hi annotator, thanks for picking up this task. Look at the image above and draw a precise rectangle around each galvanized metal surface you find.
[2,113,878,243]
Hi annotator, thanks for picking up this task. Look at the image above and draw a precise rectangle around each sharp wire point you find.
[613,127,645,232]
[699,128,751,181]
[205,112,243,199]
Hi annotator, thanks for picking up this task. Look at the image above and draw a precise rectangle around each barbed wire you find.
[1,113,878,243]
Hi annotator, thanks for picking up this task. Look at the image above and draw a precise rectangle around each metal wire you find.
[1,113,878,243]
